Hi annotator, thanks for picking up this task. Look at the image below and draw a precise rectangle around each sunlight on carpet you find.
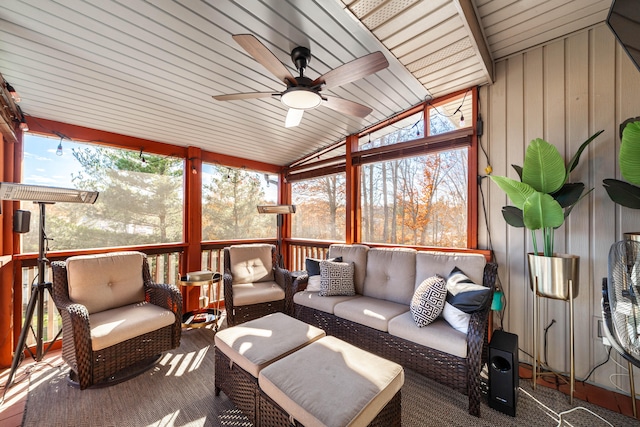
[21,324,639,427]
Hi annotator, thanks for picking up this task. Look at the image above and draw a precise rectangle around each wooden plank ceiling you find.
[0,0,611,167]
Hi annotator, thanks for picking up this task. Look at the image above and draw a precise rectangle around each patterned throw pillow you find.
[319,260,355,296]
[410,275,447,327]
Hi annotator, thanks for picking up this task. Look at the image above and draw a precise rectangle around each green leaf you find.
[522,192,564,230]
[522,138,566,194]
[566,130,604,175]
[501,206,525,227]
[603,179,640,209]
[511,164,523,181]
[490,176,535,209]
[551,183,585,208]
[620,121,640,186]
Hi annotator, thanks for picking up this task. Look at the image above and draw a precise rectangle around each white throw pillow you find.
[410,275,446,327]
[306,275,322,292]
[442,302,471,334]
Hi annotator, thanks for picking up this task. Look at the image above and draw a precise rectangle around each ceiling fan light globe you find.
[281,88,322,110]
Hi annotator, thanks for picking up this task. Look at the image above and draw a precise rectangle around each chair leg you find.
[630,360,637,418]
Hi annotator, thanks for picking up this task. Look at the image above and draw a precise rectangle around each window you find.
[428,91,472,136]
[291,174,346,241]
[361,149,468,247]
[201,164,278,240]
[21,134,184,252]
[359,112,424,149]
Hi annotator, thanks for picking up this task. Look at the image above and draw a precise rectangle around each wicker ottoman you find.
[214,312,326,424]
[258,336,404,427]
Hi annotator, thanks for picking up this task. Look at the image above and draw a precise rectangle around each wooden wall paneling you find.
[486,61,513,338]
[541,38,569,372]
[522,46,544,367]
[590,24,619,393]
[489,25,640,393]
[504,54,530,360]
[566,31,592,377]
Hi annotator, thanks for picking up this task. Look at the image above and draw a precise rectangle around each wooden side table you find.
[178,272,222,331]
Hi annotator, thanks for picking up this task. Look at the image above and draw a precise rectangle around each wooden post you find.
[183,147,202,312]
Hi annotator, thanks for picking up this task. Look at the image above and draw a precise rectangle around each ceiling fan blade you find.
[233,34,297,85]
[212,92,275,101]
[322,96,372,118]
[285,108,304,128]
[312,51,389,90]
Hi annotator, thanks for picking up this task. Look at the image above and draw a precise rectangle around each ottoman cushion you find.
[214,312,325,377]
[259,335,404,427]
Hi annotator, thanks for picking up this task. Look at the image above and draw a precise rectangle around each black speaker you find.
[13,210,31,234]
[488,330,519,416]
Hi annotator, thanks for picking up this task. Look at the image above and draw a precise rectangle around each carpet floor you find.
[22,325,638,426]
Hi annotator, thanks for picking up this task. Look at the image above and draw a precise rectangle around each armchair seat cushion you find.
[90,302,176,351]
[232,281,285,306]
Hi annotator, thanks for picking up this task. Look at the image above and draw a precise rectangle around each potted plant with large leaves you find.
[490,130,603,299]
[603,118,640,237]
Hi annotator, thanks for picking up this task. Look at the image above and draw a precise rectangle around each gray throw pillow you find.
[410,275,447,327]
[319,260,355,296]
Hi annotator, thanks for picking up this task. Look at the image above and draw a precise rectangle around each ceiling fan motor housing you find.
[291,46,311,74]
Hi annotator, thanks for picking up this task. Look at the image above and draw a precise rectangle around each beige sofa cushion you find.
[229,244,274,284]
[414,251,486,291]
[388,312,468,358]
[334,296,409,332]
[66,251,145,314]
[259,336,404,427]
[363,248,416,305]
[327,244,369,295]
[293,291,360,314]
[232,281,285,306]
[214,313,325,377]
[90,301,175,351]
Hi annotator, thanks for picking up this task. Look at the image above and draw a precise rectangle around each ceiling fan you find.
[213,34,389,128]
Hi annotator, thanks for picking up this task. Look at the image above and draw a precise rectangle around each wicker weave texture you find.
[223,245,292,326]
[214,348,260,425]
[257,385,402,427]
[293,261,497,417]
[50,254,183,390]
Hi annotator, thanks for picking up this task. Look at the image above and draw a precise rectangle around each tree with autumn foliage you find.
[291,174,346,240]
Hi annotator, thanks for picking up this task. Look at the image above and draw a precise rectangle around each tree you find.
[22,146,183,252]
[202,166,274,240]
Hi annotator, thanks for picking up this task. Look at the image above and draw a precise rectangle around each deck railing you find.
[287,239,333,271]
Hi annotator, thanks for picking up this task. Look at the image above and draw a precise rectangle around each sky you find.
[22,133,279,202]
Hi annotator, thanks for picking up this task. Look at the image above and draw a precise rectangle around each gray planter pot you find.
[528,253,579,300]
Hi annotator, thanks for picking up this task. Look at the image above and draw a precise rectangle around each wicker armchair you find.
[223,244,292,326]
[51,251,182,390]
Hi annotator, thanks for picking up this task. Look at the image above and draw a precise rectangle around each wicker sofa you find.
[290,244,497,417]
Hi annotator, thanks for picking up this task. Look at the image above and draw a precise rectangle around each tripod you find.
[4,202,61,389]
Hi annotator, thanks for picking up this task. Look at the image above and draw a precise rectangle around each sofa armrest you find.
[291,271,309,293]
[275,265,293,314]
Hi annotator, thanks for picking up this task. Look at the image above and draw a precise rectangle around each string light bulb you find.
[19,118,29,132]
[6,82,20,103]
[139,148,147,166]
[191,165,197,175]
[56,139,63,156]
[459,113,465,127]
